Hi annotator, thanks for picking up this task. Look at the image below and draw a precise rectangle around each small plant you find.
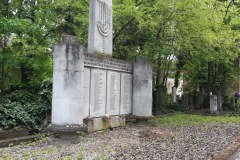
[77,144,84,159]
[2,153,11,160]
[124,145,129,150]
[21,151,29,160]
[8,143,13,147]
[65,156,72,160]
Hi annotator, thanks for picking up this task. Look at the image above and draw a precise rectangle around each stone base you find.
[84,116,125,132]
[48,124,86,133]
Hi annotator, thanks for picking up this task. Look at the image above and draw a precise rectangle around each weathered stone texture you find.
[52,36,85,126]
[132,57,153,117]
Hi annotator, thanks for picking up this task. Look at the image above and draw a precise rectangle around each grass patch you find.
[151,112,240,126]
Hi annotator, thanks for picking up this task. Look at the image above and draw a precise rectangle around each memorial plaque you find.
[120,73,132,114]
[83,68,91,118]
[90,69,107,117]
[106,71,120,115]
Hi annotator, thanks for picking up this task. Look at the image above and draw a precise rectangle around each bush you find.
[0,79,52,132]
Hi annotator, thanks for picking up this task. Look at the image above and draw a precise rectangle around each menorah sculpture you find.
[97,0,111,37]
[88,0,112,56]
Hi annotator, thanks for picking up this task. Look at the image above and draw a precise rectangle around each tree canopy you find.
[0,0,240,96]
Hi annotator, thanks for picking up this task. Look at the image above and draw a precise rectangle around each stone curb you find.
[214,137,240,160]
[0,133,49,148]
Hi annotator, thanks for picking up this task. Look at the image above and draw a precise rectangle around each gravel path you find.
[0,123,240,160]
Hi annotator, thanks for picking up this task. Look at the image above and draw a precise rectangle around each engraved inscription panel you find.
[106,71,120,115]
[120,73,132,114]
[83,68,90,118]
[90,69,106,117]
[84,55,132,73]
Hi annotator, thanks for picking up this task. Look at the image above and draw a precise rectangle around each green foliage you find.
[151,112,240,127]
[0,80,52,131]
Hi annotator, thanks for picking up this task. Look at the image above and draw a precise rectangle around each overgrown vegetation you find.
[151,112,240,127]
[0,79,52,132]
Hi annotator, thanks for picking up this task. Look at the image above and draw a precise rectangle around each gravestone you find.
[172,87,177,103]
[210,95,218,113]
[88,0,112,56]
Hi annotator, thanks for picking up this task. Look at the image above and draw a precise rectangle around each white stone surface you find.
[166,78,183,97]
[83,68,91,118]
[90,69,107,117]
[106,71,120,115]
[120,73,132,115]
[88,0,112,56]
[52,38,85,126]
[133,58,152,117]
[172,87,177,103]
[210,95,218,113]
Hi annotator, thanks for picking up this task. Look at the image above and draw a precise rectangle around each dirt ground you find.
[0,122,240,160]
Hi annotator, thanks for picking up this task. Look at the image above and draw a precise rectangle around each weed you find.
[65,156,71,160]
[21,151,29,160]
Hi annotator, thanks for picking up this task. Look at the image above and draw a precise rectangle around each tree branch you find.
[223,0,234,23]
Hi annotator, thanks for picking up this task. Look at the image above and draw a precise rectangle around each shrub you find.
[0,79,52,132]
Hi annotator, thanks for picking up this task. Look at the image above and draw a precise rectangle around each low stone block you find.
[84,116,125,132]
[48,124,87,133]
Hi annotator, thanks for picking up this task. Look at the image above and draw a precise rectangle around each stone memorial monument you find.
[49,0,153,133]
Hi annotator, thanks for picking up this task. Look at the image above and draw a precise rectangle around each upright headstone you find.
[88,0,112,57]
[50,35,86,132]
[133,57,153,118]
[172,87,177,103]
[210,95,218,113]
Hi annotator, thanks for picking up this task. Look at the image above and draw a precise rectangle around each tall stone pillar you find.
[132,57,153,118]
[88,0,112,57]
[50,35,86,132]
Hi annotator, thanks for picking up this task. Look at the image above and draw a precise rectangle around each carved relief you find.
[88,0,112,56]
[97,0,111,37]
